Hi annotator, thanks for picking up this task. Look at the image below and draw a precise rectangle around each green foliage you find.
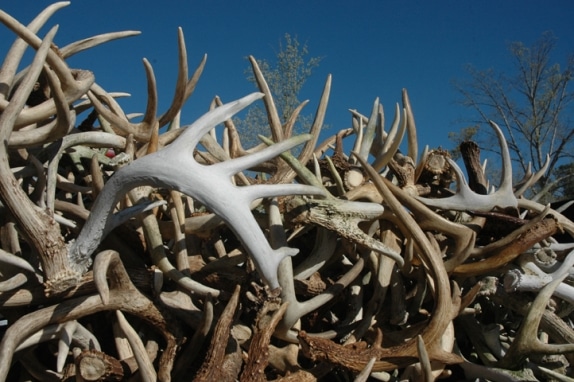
[452,32,574,200]
[234,34,323,148]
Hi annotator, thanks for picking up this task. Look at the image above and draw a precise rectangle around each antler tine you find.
[269,74,332,184]
[349,94,408,173]
[87,82,131,120]
[249,55,284,142]
[297,74,332,166]
[491,120,514,192]
[415,335,434,382]
[356,97,380,163]
[8,31,141,102]
[158,28,207,127]
[39,60,74,142]
[141,58,159,130]
[354,358,377,382]
[265,193,370,343]
[382,177,476,271]
[216,134,314,178]
[116,310,157,382]
[372,104,407,172]
[415,145,430,181]
[282,100,308,140]
[277,248,366,342]
[514,154,550,198]
[263,101,311,182]
[349,108,370,127]
[293,227,338,280]
[213,95,261,158]
[88,58,158,142]
[59,30,141,58]
[349,114,365,164]
[0,1,70,100]
[368,102,386,154]
[403,88,418,162]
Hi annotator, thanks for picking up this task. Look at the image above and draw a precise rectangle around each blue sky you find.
[2,1,573,153]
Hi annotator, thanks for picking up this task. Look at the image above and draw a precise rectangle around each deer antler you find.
[417,121,518,212]
[70,93,325,288]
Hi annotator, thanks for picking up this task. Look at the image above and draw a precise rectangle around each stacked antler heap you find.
[0,3,573,381]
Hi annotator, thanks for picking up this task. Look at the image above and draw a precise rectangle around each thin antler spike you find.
[357,97,380,162]
[490,120,514,194]
[515,154,550,197]
[116,310,157,382]
[217,134,312,177]
[298,74,331,165]
[141,58,158,129]
[248,55,283,142]
[59,31,141,58]
[416,335,434,382]
[402,88,418,161]
[372,105,407,172]
[158,27,189,126]
[283,100,309,139]
[381,104,403,154]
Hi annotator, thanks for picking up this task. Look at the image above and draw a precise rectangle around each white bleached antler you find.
[69,92,325,288]
[417,121,518,212]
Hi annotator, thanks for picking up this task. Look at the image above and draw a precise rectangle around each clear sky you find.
[2,1,573,153]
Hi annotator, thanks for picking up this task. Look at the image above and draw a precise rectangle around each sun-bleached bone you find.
[417,121,518,212]
[70,92,325,288]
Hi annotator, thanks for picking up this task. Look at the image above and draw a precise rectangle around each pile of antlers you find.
[1,3,574,381]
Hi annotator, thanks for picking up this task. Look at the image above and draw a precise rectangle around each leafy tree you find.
[234,34,323,148]
[452,32,574,201]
